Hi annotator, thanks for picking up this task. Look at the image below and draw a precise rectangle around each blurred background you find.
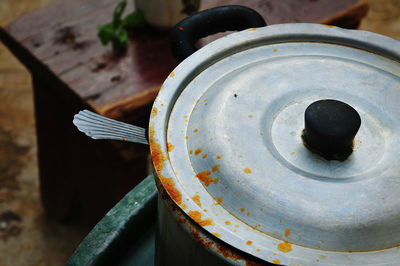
[0,0,399,265]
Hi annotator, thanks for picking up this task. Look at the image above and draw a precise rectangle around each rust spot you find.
[181,203,187,209]
[248,114,253,118]
[273,49,278,52]
[196,171,212,186]
[291,152,295,156]
[272,259,281,264]
[188,210,214,226]
[195,148,202,155]
[246,240,253,245]
[216,155,222,159]
[248,28,257,31]
[213,232,221,238]
[244,168,252,174]
[325,25,335,28]
[185,136,188,139]
[212,164,220,172]
[204,209,207,212]
[348,250,353,253]
[214,178,219,184]
[240,208,245,212]
[215,197,223,205]
[284,229,291,238]
[203,154,208,159]
[279,219,282,223]
[167,142,175,152]
[160,177,182,205]
[151,107,158,118]
[256,248,260,252]
[225,221,231,225]
[122,137,126,141]
[246,212,250,216]
[169,72,175,77]
[278,241,292,253]
[192,194,202,208]
[190,230,213,248]
[194,129,198,133]
[235,224,239,228]
[189,150,193,154]
[216,244,242,260]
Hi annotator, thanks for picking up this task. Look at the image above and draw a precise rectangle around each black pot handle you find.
[170,5,267,62]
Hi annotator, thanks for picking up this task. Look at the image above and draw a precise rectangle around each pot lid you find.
[150,24,400,265]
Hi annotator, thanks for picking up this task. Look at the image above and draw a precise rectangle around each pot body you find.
[154,173,270,266]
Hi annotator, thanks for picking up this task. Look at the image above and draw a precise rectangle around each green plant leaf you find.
[117,28,128,44]
[123,10,145,28]
[98,23,115,45]
[113,0,127,26]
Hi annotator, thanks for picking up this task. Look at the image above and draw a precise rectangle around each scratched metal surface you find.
[150,23,400,265]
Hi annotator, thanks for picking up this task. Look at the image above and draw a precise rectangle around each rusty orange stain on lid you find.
[348,250,353,253]
[192,194,202,208]
[151,107,158,118]
[189,150,193,154]
[214,178,219,184]
[325,25,334,28]
[278,241,292,253]
[202,154,208,159]
[225,221,231,225]
[273,49,278,52]
[150,125,183,204]
[216,155,222,159]
[279,219,282,223]
[212,164,220,172]
[213,232,221,237]
[244,168,252,174]
[204,209,207,212]
[235,224,239,228]
[246,240,253,245]
[195,148,202,155]
[256,248,260,252]
[246,212,250,216]
[248,114,253,118]
[188,210,214,226]
[291,152,295,156]
[194,129,198,133]
[167,142,174,152]
[185,136,188,140]
[272,259,281,264]
[248,28,257,31]
[196,171,212,186]
[240,208,245,212]
[169,72,175,77]
[181,203,187,209]
[161,177,182,204]
[284,229,291,238]
[215,197,223,205]
[122,137,126,141]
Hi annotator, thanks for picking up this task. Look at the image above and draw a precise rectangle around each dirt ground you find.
[0,0,399,265]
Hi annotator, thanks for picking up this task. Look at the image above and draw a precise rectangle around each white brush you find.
[73,110,148,145]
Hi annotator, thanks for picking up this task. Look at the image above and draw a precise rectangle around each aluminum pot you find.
[150,5,400,266]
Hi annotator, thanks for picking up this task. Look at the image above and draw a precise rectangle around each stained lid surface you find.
[150,24,400,265]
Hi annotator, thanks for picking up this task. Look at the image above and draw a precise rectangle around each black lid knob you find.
[302,99,361,161]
